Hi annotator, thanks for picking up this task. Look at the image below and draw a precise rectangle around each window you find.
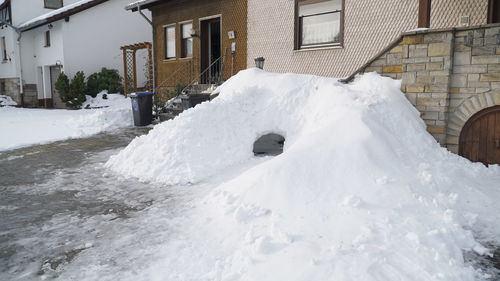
[1,37,7,61]
[164,25,176,60]
[180,22,193,58]
[45,31,51,47]
[0,2,11,24]
[45,0,63,9]
[296,0,343,49]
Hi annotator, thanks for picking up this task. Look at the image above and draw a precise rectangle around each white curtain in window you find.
[166,26,175,58]
[182,23,193,56]
[302,13,340,45]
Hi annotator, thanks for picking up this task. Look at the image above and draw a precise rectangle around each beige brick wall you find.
[349,24,500,155]
[247,0,489,78]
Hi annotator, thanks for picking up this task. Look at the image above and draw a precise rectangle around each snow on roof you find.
[125,0,160,10]
[19,0,105,31]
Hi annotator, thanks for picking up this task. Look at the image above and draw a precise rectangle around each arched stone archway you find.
[458,105,500,165]
[446,92,500,153]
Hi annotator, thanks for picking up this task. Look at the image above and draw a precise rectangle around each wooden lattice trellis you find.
[120,42,153,96]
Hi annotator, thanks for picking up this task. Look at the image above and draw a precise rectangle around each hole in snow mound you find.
[253,133,285,156]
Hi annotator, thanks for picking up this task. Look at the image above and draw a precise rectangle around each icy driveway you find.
[0,128,187,280]
[0,128,499,280]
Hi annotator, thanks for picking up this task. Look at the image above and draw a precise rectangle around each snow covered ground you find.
[102,69,500,281]
[0,92,133,151]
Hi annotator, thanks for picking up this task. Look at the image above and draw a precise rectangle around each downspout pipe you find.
[1,20,24,103]
[136,4,156,91]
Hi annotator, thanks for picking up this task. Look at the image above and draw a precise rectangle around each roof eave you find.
[20,0,109,32]
[0,0,10,10]
[125,0,163,12]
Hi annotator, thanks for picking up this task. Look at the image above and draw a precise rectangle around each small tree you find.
[68,71,86,108]
[55,72,70,99]
[55,71,86,109]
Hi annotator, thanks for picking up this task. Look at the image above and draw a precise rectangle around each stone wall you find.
[0,78,39,108]
[23,84,38,108]
[0,78,21,105]
[348,23,500,154]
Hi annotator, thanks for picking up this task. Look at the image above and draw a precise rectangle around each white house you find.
[0,0,151,108]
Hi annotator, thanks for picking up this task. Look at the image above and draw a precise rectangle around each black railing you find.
[182,55,224,95]
[153,56,225,118]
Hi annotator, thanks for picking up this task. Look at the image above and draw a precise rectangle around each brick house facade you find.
[130,0,248,95]
[246,0,489,78]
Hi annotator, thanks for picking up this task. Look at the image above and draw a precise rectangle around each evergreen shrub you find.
[86,68,123,97]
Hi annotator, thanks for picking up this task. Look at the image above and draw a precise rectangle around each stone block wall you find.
[0,78,21,105]
[23,84,38,108]
[0,78,39,108]
[348,23,500,154]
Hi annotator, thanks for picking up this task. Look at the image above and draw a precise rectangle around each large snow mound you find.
[106,69,500,280]
[0,93,132,151]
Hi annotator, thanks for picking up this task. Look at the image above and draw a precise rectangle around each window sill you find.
[179,56,193,60]
[294,45,344,53]
[163,58,177,62]
[44,45,51,48]
[1,59,8,64]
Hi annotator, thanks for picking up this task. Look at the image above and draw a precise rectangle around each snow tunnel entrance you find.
[253,133,285,156]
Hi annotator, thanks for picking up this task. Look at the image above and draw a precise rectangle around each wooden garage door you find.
[459,106,500,165]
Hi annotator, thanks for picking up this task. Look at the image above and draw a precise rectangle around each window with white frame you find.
[164,25,176,60]
[180,22,193,58]
[0,2,11,24]
[45,0,63,9]
[296,0,343,49]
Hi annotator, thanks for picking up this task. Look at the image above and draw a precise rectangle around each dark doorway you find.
[459,106,500,165]
[253,133,285,156]
[489,0,500,23]
[200,17,221,84]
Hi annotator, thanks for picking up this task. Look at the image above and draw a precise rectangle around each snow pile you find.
[0,94,132,151]
[0,95,17,107]
[82,91,125,108]
[106,69,500,280]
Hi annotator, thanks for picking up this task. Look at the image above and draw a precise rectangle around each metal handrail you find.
[182,55,224,95]
[154,59,194,93]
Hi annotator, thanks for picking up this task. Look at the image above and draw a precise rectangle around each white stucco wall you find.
[20,21,64,82]
[16,0,150,96]
[62,0,151,86]
[0,28,18,78]
[11,0,83,26]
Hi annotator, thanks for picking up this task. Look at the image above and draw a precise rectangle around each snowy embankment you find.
[0,92,132,151]
[106,69,500,281]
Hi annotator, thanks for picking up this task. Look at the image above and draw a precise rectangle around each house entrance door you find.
[200,17,221,84]
[49,65,63,108]
[459,106,500,165]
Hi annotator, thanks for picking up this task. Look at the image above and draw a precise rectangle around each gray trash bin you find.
[129,92,153,126]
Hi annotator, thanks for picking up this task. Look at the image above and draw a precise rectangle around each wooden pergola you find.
[120,42,153,96]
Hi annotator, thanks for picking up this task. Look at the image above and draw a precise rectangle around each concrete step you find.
[158,112,177,122]
[165,107,183,115]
